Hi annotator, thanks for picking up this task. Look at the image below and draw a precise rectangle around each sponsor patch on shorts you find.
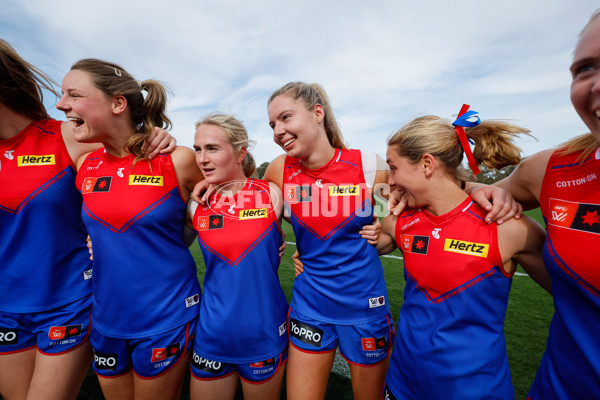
[0,328,18,346]
[151,342,180,362]
[289,318,323,347]
[250,357,276,368]
[361,336,388,351]
[94,351,118,371]
[48,325,82,340]
[191,351,225,374]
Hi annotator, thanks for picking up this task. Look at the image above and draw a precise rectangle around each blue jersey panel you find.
[193,179,288,363]
[283,149,389,324]
[78,150,201,338]
[0,120,92,312]
[387,199,513,400]
[528,149,600,399]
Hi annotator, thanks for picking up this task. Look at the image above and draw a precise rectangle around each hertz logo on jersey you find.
[328,185,359,196]
[129,175,163,186]
[239,208,267,220]
[444,239,489,258]
[17,154,55,166]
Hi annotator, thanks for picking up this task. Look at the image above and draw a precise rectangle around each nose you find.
[272,121,285,137]
[56,94,69,112]
[387,173,395,187]
[196,150,209,165]
[591,74,600,93]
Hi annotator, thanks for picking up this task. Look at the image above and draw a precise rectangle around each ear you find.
[237,146,248,164]
[112,95,128,115]
[314,103,325,123]
[421,153,435,177]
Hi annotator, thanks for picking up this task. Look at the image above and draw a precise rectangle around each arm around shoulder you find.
[494,149,553,210]
[171,146,204,199]
[263,154,286,190]
[499,215,551,294]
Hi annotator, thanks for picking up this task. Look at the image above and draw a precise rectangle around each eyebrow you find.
[570,56,595,71]
[194,142,220,149]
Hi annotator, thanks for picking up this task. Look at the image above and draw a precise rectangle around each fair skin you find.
[57,68,201,400]
[0,82,175,400]
[264,94,390,400]
[570,14,600,145]
[488,15,600,206]
[377,146,551,293]
[189,123,285,400]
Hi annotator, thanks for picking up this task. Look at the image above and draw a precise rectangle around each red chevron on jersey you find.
[528,148,600,399]
[195,180,277,266]
[396,199,504,303]
[540,151,600,293]
[0,120,71,213]
[76,150,182,233]
[283,149,371,240]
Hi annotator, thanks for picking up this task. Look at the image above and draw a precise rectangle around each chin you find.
[73,133,90,143]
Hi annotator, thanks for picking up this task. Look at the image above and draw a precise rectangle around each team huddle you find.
[1,8,599,400]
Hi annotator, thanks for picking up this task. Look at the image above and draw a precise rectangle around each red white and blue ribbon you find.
[452,104,481,175]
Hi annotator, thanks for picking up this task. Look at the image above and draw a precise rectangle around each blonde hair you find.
[268,82,346,149]
[0,39,58,120]
[388,115,533,187]
[70,59,171,161]
[556,133,599,160]
[195,113,257,178]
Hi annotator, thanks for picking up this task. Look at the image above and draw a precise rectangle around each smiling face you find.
[386,145,425,208]
[194,123,246,186]
[570,15,600,141]
[56,69,114,143]
[267,94,324,159]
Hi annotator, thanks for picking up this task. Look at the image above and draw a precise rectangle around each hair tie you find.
[452,104,481,175]
[138,82,148,100]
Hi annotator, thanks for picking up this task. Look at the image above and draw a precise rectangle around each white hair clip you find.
[114,68,122,77]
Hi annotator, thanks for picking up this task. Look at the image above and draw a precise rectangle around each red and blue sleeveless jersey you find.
[528,148,600,399]
[76,149,201,338]
[387,197,514,399]
[192,179,288,362]
[0,119,92,312]
[282,148,389,324]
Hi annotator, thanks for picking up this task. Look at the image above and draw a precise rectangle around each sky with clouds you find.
[1,0,598,165]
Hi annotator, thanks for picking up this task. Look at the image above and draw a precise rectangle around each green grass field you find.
[77,208,554,399]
